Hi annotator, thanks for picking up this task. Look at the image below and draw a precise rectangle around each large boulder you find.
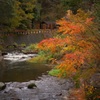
[0,82,6,90]
[2,52,8,56]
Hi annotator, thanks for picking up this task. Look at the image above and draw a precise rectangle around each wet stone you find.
[0,82,6,90]
[27,83,37,89]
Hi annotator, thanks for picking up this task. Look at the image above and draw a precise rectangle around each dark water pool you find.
[0,60,51,82]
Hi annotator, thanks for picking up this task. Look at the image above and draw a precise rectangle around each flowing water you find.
[0,53,51,82]
[0,34,52,82]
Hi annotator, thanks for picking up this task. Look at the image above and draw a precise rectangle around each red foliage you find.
[55,10,100,76]
[38,38,67,52]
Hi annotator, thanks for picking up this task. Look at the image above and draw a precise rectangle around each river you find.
[0,53,51,82]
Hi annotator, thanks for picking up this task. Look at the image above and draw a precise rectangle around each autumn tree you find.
[56,9,100,80]
[37,9,100,79]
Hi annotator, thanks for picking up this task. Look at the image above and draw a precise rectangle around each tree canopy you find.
[0,0,99,30]
[0,0,36,31]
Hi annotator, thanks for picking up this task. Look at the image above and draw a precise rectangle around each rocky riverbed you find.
[0,75,74,100]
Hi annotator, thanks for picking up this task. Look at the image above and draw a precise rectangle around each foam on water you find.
[3,52,37,62]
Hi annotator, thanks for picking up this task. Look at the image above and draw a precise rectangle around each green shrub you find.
[23,44,38,52]
[28,54,47,63]
[49,69,61,76]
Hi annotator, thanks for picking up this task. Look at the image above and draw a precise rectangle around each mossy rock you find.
[27,83,37,89]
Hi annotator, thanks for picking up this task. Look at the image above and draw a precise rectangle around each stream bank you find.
[0,75,74,100]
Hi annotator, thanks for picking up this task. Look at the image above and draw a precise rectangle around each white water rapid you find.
[3,52,37,62]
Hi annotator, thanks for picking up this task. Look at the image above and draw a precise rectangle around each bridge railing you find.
[0,29,57,35]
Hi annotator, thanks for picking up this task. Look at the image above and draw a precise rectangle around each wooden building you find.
[40,21,56,29]
[33,21,57,29]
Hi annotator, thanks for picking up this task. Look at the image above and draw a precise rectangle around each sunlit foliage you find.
[37,9,100,79]
[56,9,100,77]
[38,38,67,53]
